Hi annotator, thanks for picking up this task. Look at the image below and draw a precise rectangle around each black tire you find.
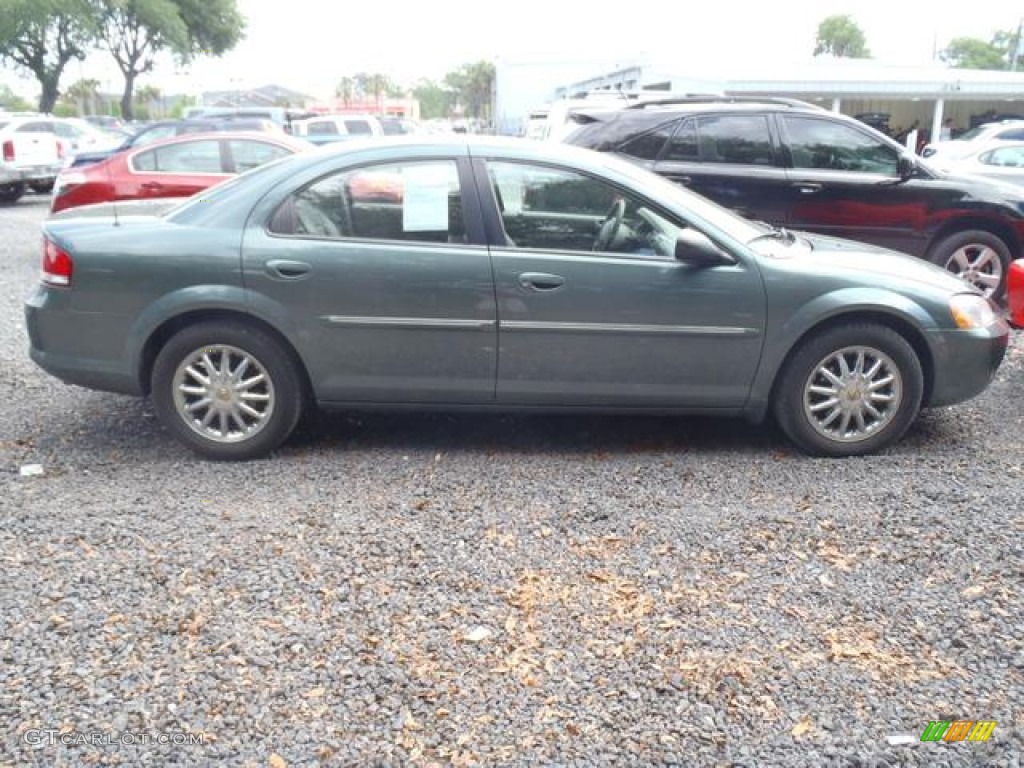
[0,182,26,204]
[927,230,1010,302]
[151,321,304,460]
[29,181,54,194]
[773,323,924,457]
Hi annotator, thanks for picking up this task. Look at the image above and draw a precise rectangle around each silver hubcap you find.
[943,244,1002,297]
[803,346,902,444]
[172,344,275,443]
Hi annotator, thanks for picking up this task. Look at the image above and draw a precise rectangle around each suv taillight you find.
[2,140,13,162]
[42,238,73,287]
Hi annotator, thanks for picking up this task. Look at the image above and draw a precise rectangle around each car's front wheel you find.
[773,324,924,457]
[928,230,1009,301]
[151,321,304,460]
[29,181,54,194]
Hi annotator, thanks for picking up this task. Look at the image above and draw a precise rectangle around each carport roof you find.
[725,59,1024,100]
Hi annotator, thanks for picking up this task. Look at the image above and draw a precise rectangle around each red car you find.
[1009,259,1024,328]
[50,132,310,213]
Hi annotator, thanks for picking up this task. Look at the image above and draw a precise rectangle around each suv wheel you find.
[0,182,26,204]
[773,324,924,457]
[151,321,304,460]
[928,230,1009,301]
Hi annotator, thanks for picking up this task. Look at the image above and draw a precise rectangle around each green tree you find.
[98,0,245,119]
[813,15,871,58]
[0,0,97,112]
[62,76,100,114]
[0,82,34,111]
[443,60,495,120]
[351,71,397,111]
[134,82,160,116]
[412,79,452,120]
[941,29,1019,70]
[336,76,356,106]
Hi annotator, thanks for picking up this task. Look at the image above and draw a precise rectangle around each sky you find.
[1,0,1021,101]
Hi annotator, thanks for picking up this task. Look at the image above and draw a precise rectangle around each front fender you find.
[744,287,942,420]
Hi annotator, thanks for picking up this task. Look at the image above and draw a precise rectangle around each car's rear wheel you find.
[151,321,304,460]
[773,324,924,457]
[928,230,1009,301]
[0,182,26,204]
[29,181,54,194]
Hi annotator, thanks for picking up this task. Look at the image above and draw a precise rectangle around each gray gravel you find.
[1,195,1022,767]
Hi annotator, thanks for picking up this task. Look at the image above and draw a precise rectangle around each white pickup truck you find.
[0,115,65,203]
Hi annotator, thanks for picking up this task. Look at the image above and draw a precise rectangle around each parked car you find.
[1009,259,1024,327]
[563,97,1024,300]
[0,116,65,201]
[84,115,127,131]
[67,117,284,168]
[921,119,1024,160]
[50,131,310,213]
[290,114,383,145]
[26,137,1008,460]
[926,141,1024,187]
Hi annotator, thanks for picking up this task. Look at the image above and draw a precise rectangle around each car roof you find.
[126,130,310,153]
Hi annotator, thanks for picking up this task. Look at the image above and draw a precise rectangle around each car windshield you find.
[162,155,295,220]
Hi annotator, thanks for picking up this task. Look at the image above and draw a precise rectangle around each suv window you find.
[270,160,466,243]
[996,127,1024,141]
[343,119,373,135]
[665,118,698,161]
[782,115,899,174]
[619,121,674,161]
[307,121,339,136]
[692,115,774,165]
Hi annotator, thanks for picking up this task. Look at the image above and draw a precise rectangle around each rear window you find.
[344,120,373,135]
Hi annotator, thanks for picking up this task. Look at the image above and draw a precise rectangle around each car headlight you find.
[949,293,998,329]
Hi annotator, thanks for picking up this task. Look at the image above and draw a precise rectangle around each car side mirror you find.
[897,153,917,180]
[674,229,731,266]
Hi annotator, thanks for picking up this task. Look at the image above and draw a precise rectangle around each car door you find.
[475,158,766,407]
[242,155,498,403]
[127,138,230,199]
[651,113,790,226]
[778,114,954,255]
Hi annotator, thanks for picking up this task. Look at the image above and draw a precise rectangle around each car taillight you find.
[56,139,65,159]
[42,238,73,287]
[1009,259,1024,328]
[2,140,13,162]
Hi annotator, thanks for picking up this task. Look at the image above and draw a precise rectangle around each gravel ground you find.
[1,195,1022,767]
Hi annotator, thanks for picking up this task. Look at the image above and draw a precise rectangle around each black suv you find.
[564,97,1024,300]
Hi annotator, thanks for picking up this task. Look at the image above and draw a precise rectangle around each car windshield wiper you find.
[748,225,796,245]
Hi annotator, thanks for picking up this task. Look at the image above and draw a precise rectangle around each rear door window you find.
[693,115,774,166]
[618,120,675,161]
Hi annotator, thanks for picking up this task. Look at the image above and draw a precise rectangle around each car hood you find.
[761,231,977,296]
[48,198,190,220]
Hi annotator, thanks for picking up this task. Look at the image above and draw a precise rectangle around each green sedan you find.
[26,137,1009,460]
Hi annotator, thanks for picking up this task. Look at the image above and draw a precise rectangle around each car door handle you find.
[792,182,823,194]
[265,259,311,279]
[140,181,163,190]
[668,175,692,186]
[518,272,565,291]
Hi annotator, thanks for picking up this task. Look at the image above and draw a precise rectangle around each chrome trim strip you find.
[322,315,496,330]
[501,320,757,336]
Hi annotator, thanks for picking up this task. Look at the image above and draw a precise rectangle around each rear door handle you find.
[265,259,311,279]
[792,182,823,194]
[140,181,163,190]
[518,272,565,291]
